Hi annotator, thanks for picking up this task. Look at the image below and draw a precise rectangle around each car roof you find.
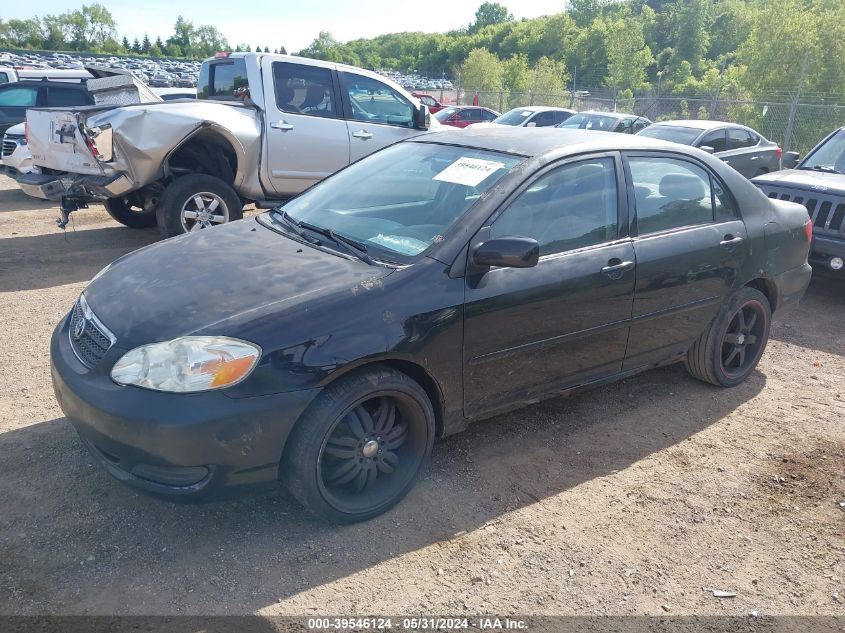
[0,79,88,89]
[414,125,684,158]
[505,106,574,113]
[650,119,740,131]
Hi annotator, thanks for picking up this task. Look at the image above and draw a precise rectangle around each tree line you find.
[0,4,285,59]
[298,0,845,106]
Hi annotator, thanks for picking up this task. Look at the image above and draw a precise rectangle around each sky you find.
[4,0,568,53]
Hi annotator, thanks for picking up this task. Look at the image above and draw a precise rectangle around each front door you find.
[463,154,635,418]
[622,153,748,370]
[261,59,350,196]
[339,72,420,164]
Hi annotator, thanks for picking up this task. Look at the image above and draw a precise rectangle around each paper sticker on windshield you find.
[433,157,505,187]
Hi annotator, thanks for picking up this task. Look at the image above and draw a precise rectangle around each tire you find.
[685,287,772,387]
[282,365,435,523]
[104,198,157,229]
[155,174,242,239]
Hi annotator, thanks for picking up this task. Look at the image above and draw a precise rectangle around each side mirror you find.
[414,103,430,130]
[700,145,715,154]
[472,237,539,269]
[526,121,537,128]
[783,151,800,169]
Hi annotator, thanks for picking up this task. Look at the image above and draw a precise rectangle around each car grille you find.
[68,297,115,368]
[759,185,845,237]
[1,135,22,158]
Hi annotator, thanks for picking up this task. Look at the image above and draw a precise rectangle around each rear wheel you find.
[282,366,435,523]
[685,287,771,387]
[104,198,157,229]
[155,174,242,238]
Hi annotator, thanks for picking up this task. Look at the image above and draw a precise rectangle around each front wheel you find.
[282,366,435,523]
[685,287,771,387]
[155,174,243,238]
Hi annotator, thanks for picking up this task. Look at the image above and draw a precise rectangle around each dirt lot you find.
[0,174,843,618]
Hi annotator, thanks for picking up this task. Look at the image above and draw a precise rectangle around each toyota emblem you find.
[74,317,87,340]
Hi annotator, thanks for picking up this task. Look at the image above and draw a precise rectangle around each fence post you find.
[783,54,810,152]
[499,89,504,113]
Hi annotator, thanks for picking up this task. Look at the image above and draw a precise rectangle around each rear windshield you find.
[198,58,249,101]
[558,113,619,131]
[637,125,701,145]
[493,109,536,126]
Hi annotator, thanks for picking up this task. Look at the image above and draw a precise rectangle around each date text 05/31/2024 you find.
[306,617,528,630]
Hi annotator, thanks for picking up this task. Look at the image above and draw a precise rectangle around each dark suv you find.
[0,80,93,137]
[752,127,845,273]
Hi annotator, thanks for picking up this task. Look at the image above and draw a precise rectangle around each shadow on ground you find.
[770,273,844,358]
[0,364,765,615]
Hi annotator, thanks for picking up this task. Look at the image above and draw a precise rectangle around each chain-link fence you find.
[455,88,845,156]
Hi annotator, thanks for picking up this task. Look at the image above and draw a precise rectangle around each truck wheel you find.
[155,174,243,238]
[104,198,157,229]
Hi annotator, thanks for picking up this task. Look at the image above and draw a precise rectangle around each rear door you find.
[622,152,747,370]
[724,127,763,177]
[463,154,635,417]
[339,71,419,163]
[261,59,350,196]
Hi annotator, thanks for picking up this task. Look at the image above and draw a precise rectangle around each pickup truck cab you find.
[21,53,435,237]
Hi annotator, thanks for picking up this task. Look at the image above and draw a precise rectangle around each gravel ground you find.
[0,174,842,617]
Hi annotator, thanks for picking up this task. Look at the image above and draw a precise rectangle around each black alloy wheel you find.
[283,366,435,522]
[720,300,767,378]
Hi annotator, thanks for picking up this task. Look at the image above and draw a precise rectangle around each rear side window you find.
[0,72,9,84]
[460,109,481,122]
[0,86,37,107]
[629,157,716,234]
[728,128,757,149]
[274,62,338,118]
[198,59,249,101]
[46,86,91,107]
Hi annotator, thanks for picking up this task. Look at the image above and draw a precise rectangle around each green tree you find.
[470,2,513,33]
[670,0,709,76]
[460,47,503,91]
[132,37,141,53]
[141,33,151,54]
[121,35,131,51]
[604,13,653,94]
[280,46,288,54]
[81,3,117,48]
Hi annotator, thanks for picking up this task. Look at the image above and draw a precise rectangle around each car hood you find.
[83,216,394,346]
[752,168,845,195]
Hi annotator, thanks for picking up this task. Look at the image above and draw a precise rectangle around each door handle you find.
[601,259,634,278]
[271,121,294,131]
[352,130,373,140]
[750,156,758,160]
[720,235,744,248]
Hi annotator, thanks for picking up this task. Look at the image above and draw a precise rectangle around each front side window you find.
[531,111,556,127]
[342,72,413,127]
[0,86,37,107]
[274,62,337,118]
[277,142,522,260]
[419,95,436,106]
[481,109,498,121]
[698,129,727,153]
[491,157,619,256]
[628,157,715,234]
[460,109,482,122]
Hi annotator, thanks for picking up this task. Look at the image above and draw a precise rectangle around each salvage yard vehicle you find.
[752,126,845,273]
[2,123,37,180]
[51,127,812,522]
[21,52,434,237]
[638,120,782,179]
[487,106,576,128]
[558,111,651,134]
[434,106,500,128]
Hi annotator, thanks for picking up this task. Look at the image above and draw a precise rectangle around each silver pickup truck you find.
[20,53,436,237]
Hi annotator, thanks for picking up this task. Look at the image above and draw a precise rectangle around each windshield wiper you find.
[270,208,320,244]
[804,165,843,175]
[299,221,375,265]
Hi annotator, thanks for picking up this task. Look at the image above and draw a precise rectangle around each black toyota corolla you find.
[51,127,813,522]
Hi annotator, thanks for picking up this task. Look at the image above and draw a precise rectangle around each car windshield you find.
[434,108,458,121]
[274,142,523,261]
[637,125,701,145]
[800,129,845,174]
[493,109,536,126]
[558,113,618,131]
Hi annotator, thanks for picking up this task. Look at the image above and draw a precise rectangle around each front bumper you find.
[50,312,320,501]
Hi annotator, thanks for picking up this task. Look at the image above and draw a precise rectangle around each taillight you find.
[804,218,813,242]
[776,146,783,159]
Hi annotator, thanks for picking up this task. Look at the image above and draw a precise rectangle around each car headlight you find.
[110,336,261,393]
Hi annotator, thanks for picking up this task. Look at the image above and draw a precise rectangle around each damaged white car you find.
[21,52,436,237]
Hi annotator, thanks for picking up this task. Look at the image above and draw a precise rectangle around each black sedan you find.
[51,127,812,522]
[638,120,782,179]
